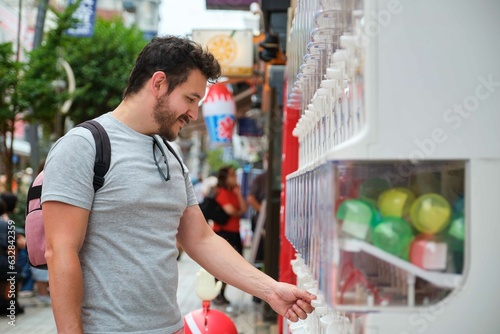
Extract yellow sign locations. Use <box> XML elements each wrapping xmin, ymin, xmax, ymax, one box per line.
<box><xmin>192</xmin><ymin>29</ymin><xmax>253</xmax><ymax>77</ymax></box>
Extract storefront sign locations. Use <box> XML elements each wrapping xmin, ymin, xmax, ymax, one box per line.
<box><xmin>192</xmin><ymin>29</ymin><xmax>253</xmax><ymax>77</ymax></box>
<box><xmin>66</xmin><ymin>0</ymin><xmax>97</xmax><ymax>37</ymax></box>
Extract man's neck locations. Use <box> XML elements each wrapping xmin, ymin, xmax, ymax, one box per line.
<box><xmin>111</xmin><ymin>98</ymin><xmax>155</xmax><ymax>135</ymax></box>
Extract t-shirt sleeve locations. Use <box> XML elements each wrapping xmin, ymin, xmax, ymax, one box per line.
<box><xmin>41</xmin><ymin>129</ymin><xmax>96</xmax><ymax>210</ymax></box>
<box><xmin>185</xmin><ymin>170</ymin><xmax>198</xmax><ymax>206</ymax></box>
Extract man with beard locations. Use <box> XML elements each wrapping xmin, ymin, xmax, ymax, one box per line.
<box><xmin>42</xmin><ymin>36</ymin><xmax>316</xmax><ymax>334</ymax></box>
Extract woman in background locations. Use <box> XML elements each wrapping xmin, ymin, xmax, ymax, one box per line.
<box><xmin>212</xmin><ymin>166</ymin><xmax>247</xmax><ymax>305</ymax></box>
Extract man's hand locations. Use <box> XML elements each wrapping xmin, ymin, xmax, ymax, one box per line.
<box><xmin>266</xmin><ymin>282</ymin><xmax>317</xmax><ymax>322</ymax></box>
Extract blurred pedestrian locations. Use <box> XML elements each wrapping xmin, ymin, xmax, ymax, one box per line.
<box><xmin>211</xmin><ymin>165</ymin><xmax>247</xmax><ymax>305</ymax></box>
<box><xmin>30</xmin><ymin>267</ymin><xmax>51</xmax><ymax>306</ymax></box>
<box><xmin>247</xmin><ymin>152</ymin><xmax>269</xmax><ymax>304</ymax></box>
<box><xmin>0</xmin><ymin>196</ymin><xmax>25</xmax><ymax>315</ymax></box>
<box><xmin>247</xmin><ymin>151</ymin><xmax>269</xmax><ymax>265</ymax></box>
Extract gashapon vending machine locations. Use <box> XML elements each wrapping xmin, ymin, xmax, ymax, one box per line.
<box><xmin>284</xmin><ymin>0</ymin><xmax>500</xmax><ymax>333</ymax></box>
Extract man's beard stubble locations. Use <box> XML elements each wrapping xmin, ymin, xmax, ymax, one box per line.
<box><xmin>153</xmin><ymin>94</ymin><xmax>188</xmax><ymax>141</ymax></box>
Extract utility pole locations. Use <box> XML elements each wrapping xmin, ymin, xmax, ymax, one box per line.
<box><xmin>33</xmin><ymin>0</ymin><xmax>49</xmax><ymax>49</ymax></box>
<box><xmin>26</xmin><ymin>0</ymin><xmax>49</xmax><ymax>170</ymax></box>
<box><xmin>16</xmin><ymin>0</ymin><xmax>22</xmax><ymax>62</ymax></box>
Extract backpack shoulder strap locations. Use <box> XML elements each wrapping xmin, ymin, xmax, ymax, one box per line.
<box><xmin>161</xmin><ymin>138</ymin><xmax>185</xmax><ymax>176</ymax></box>
<box><xmin>25</xmin><ymin>172</ymin><xmax>43</xmax><ymax>217</ymax></box>
<box><xmin>77</xmin><ymin>120</ymin><xmax>111</xmax><ymax>192</ymax></box>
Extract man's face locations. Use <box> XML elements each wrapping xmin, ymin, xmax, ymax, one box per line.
<box><xmin>153</xmin><ymin>69</ymin><xmax>207</xmax><ymax>141</ymax></box>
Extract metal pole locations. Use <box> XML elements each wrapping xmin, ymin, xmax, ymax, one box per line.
<box><xmin>33</xmin><ymin>0</ymin><xmax>49</xmax><ymax>49</ymax></box>
<box><xmin>16</xmin><ymin>0</ymin><xmax>22</xmax><ymax>62</ymax></box>
<box><xmin>263</xmin><ymin>86</ymin><xmax>282</xmax><ymax>322</ymax></box>
<box><xmin>27</xmin><ymin>0</ymin><xmax>49</xmax><ymax>170</ymax></box>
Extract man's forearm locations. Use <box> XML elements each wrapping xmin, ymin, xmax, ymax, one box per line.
<box><xmin>189</xmin><ymin>232</ymin><xmax>276</xmax><ymax>300</ymax></box>
<box><xmin>47</xmin><ymin>251</ymin><xmax>84</xmax><ymax>334</ymax></box>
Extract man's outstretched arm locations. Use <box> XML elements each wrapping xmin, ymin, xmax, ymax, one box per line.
<box><xmin>177</xmin><ymin>205</ymin><xmax>316</xmax><ymax>322</ymax></box>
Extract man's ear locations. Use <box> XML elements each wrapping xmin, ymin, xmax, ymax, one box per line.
<box><xmin>151</xmin><ymin>71</ymin><xmax>168</xmax><ymax>97</ymax></box>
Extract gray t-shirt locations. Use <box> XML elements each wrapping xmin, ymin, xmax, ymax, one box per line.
<box><xmin>42</xmin><ymin>113</ymin><xmax>197</xmax><ymax>334</ymax></box>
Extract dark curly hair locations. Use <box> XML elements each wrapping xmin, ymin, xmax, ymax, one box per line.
<box><xmin>217</xmin><ymin>166</ymin><xmax>235</xmax><ymax>189</ymax></box>
<box><xmin>123</xmin><ymin>35</ymin><xmax>221</xmax><ymax>98</ymax></box>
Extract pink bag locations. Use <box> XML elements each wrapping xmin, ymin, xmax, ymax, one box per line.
<box><xmin>25</xmin><ymin>171</ymin><xmax>47</xmax><ymax>269</ymax></box>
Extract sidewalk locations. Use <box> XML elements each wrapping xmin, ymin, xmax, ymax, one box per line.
<box><xmin>0</xmin><ymin>251</ymin><xmax>278</xmax><ymax>333</ymax></box>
